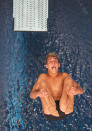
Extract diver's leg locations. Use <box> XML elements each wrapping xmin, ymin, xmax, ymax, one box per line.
<box><xmin>59</xmin><ymin>88</ymin><xmax>68</xmax><ymax>113</ymax></box>
<box><xmin>59</xmin><ymin>77</ymin><xmax>74</xmax><ymax>114</ymax></box>
<box><xmin>39</xmin><ymin>80</ymin><xmax>59</xmax><ymax>116</ymax></box>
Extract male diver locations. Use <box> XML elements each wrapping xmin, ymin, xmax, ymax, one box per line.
<box><xmin>30</xmin><ymin>53</ymin><xmax>84</xmax><ymax>121</ymax></box>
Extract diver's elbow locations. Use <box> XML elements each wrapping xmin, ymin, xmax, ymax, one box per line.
<box><xmin>30</xmin><ymin>92</ymin><xmax>34</xmax><ymax>99</ymax></box>
<box><xmin>80</xmin><ymin>88</ymin><xmax>84</xmax><ymax>94</ymax></box>
<box><xmin>30</xmin><ymin>92</ymin><xmax>36</xmax><ymax>99</ymax></box>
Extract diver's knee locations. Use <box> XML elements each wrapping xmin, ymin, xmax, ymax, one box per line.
<box><xmin>59</xmin><ymin>103</ymin><xmax>67</xmax><ymax>113</ymax></box>
<box><xmin>40</xmin><ymin>80</ymin><xmax>47</xmax><ymax>88</ymax></box>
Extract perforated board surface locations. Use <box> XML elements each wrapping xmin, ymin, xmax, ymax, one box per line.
<box><xmin>13</xmin><ymin>0</ymin><xmax>48</xmax><ymax>31</ymax></box>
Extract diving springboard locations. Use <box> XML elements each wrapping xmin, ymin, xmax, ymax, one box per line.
<box><xmin>13</xmin><ymin>0</ymin><xmax>48</xmax><ymax>31</ymax></box>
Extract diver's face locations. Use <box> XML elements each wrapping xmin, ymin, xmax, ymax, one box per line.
<box><xmin>46</xmin><ymin>57</ymin><xmax>60</xmax><ymax>73</ymax></box>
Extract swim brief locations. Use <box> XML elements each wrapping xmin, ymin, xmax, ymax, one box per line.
<box><xmin>44</xmin><ymin>101</ymin><xmax>69</xmax><ymax>121</ymax></box>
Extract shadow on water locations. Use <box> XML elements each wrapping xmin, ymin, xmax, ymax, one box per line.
<box><xmin>0</xmin><ymin>0</ymin><xmax>92</xmax><ymax>130</ymax></box>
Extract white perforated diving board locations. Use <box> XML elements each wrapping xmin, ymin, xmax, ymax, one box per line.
<box><xmin>13</xmin><ymin>0</ymin><xmax>48</xmax><ymax>31</ymax></box>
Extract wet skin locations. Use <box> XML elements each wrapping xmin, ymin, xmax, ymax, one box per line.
<box><xmin>30</xmin><ymin>57</ymin><xmax>84</xmax><ymax>116</ymax></box>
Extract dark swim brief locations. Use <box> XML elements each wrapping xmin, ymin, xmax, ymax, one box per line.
<box><xmin>44</xmin><ymin>101</ymin><xmax>70</xmax><ymax>121</ymax></box>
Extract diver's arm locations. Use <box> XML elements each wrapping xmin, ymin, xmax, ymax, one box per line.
<box><xmin>69</xmin><ymin>80</ymin><xmax>84</xmax><ymax>95</ymax></box>
<box><xmin>64</xmin><ymin>74</ymin><xmax>84</xmax><ymax>96</ymax></box>
<box><xmin>30</xmin><ymin>81</ymin><xmax>40</xmax><ymax>99</ymax></box>
<box><xmin>30</xmin><ymin>74</ymin><xmax>48</xmax><ymax>99</ymax></box>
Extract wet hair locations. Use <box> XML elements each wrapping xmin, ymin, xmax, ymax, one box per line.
<box><xmin>46</xmin><ymin>52</ymin><xmax>59</xmax><ymax>63</ymax></box>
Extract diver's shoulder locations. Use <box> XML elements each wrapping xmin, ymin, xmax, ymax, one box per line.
<box><xmin>60</xmin><ymin>72</ymin><xmax>70</xmax><ymax>78</ymax></box>
<box><xmin>39</xmin><ymin>73</ymin><xmax>47</xmax><ymax>78</ymax></box>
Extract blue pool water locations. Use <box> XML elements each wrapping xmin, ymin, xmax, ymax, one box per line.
<box><xmin>0</xmin><ymin>0</ymin><xmax>92</xmax><ymax>130</ymax></box>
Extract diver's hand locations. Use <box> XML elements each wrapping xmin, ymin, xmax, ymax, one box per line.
<box><xmin>38</xmin><ymin>88</ymin><xmax>49</xmax><ymax>98</ymax></box>
<box><xmin>68</xmin><ymin>87</ymin><xmax>78</xmax><ymax>96</ymax></box>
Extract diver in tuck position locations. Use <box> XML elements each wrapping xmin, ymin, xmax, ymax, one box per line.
<box><xmin>30</xmin><ymin>53</ymin><xmax>84</xmax><ymax>121</ymax></box>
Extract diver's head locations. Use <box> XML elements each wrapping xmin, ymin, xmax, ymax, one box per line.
<box><xmin>45</xmin><ymin>53</ymin><xmax>60</xmax><ymax>74</ymax></box>
<box><xmin>46</xmin><ymin>52</ymin><xmax>59</xmax><ymax>64</ymax></box>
